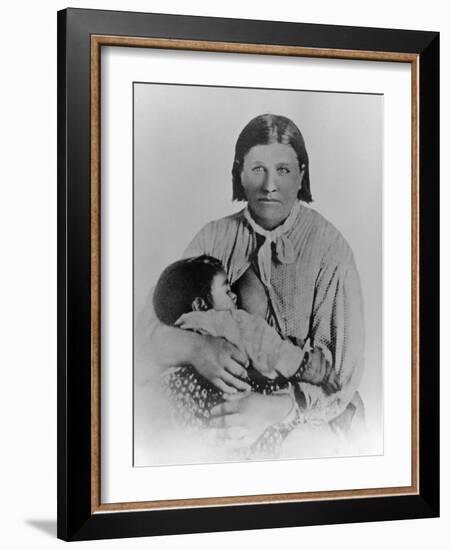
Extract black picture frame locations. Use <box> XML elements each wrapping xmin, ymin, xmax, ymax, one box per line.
<box><xmin>57</xmin><ymin>7</ymin><xmax>439</xmax><ymax>542</ymax></box>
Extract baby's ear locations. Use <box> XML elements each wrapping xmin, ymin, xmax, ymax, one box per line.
<box><xmin>192</xmin><ymin>297</ymin><xmax>208</xmax><ymax>312</ymax></box>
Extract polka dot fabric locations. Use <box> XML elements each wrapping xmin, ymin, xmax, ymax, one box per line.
<box><xmin>163</xmin><ymin>365</ymin><xmax>295</xmax><ymax>459</ymax></box>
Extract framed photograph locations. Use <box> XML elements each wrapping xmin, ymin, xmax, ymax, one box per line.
<box><xmin>57</xmin><ymin>8</ymin><xmax>439</xmax><ymax>541</ymax></box>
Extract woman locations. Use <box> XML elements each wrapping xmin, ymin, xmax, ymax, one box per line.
<box><xmin>141</xmin><ymin>113</ymin><xmax>365</xmax><ymax>455</ymax></box>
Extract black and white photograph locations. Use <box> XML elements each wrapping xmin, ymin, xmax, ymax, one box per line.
<box><xmin>0</xmin><ymin>0</ymin><xmax>445</xmax><ymax>545</ymax></box>
<box><xmin>133</xmin><ymin>83</ymin><xmax>383</xmax><ymax>466</ymax></box>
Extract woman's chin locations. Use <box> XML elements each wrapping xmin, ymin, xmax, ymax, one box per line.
<box><xmin>251</xmin><ymin>205</ymin><xmax>289</xmax><ymax>230</ymax></box>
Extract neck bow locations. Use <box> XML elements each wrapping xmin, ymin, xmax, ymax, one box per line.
<box><xmin>243</xmin><ymin>201</ymin><xmax>300</xmax><ymax>288</ymax></box>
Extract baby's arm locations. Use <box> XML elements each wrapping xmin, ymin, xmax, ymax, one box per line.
<box><xmin>233</xmin><ymin>310</ymin><xmax>304</xmax><ymax>379</ymax></box>
<box><xmin>174</xmin><ymin>311</ymin><xmax>251</xmax><ymax>393</ymax></box>
<box><xmin>234</xmin><ymin>311</ymin><xmax>339</xmax><ymax>392</ymax></box>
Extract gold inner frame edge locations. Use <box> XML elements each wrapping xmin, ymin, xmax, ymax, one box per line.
<box><xmin>90</xmin><ymin>35</ymin><xmax>420</xmax><ymax>514</ymax></box>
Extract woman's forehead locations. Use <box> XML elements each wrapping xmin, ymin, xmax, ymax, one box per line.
<box><xmin>243</xmin><ymin>143</ymin><xmax>298</xmax><ymax>164</ymax></box>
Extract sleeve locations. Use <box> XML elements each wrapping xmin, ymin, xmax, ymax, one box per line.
<box><xmin>178</xmin><ymin>310</ymin><xmax>307</xmax><ymax>380</ymax></box>
<box><xmin>295</xmin><ymin>237</ymin><xmax>365</xmax><ymax>425</ymax></box>
<box><xmin>182</xmin><ymin>221</ymin><xmax>218</xmax><ymax>259</ymax></box>
<box><xmin>233</xmin><ymin>310</ymin><xmax>305</xmax><ymax>378</ymax></box>
<box><xmin>175</xmin><ymin>311</ymin><xmax>239</xmax><ymax>339</ymax></box>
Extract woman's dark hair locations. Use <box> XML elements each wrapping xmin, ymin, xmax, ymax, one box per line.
<box><xmin>232</xmin><ymin>113</ymin><xmax>312</xmax><ymax>203</ymax></box>
<box><xmin>153</xmin><ymin>255</ymin><xmax>224</xmax><ymax>325</ymax></box>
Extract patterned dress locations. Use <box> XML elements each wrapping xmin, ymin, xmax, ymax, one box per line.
<box><xmin>138</xmin><ymin>202</ymin><xmax>365</xmax><ymax>458</ymax></box>
<box><xmin>181</xmin><ymin>202</ymin><xmax>365</xmax><ymax>427</ymax></box>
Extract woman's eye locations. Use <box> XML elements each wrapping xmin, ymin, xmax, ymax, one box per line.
<box><xmin>277</xmin><ymin>167</ymin><xmax>290</xmax><ymax>175</ymax></box>
<box><xmin>252</xmin><ymin>166</ymin><xmax>265</xmax><ymax>174</ymax></box>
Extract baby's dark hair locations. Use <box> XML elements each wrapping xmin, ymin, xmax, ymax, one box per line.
<box><xmin>153</xmin><ymin>255</ymin><xmax>225</xmax><ymax>325</ymax></box>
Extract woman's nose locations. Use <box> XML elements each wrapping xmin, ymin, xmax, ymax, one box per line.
<box><xmin>261</xmin><ymin>171</ymin><xmax>277</xmax><ymax>193</ymax></box>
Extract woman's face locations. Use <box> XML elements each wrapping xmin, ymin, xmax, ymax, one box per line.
<box><xmin>240</xmin><ymin>143</ymin><xmax>304</xmax><ymax>230</ymax></box>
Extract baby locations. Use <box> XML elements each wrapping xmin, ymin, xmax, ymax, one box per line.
<box><xmin>153</xmin><ymin>255</ymin><xmax>339</xmax><ymax>457</ymax></box>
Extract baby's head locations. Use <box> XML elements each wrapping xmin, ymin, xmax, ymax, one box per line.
<box><xmin>153</xmin><ymin>255</ymin><xmax>237</xmax><ymax>325</ymax></box>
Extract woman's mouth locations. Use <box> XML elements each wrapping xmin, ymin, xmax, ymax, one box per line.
<box><xmin>258</xmin><ymin>197</ymin><xmax>280</xmax><ymax>203</ymax></box>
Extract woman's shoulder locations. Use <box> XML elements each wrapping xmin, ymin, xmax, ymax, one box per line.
<box><xmin>297</xmin><ymin>204</ymin><xmax>353</xmax><ymax>259</ymax></box>
<box><xmin>184</xmin><ymin>209</ymin><xmax>248</xmax><ymax>258</ymax></box>
<box><xmin>202</xmin><ymin>209</ymin><xmax>245</xmax><ymax>229</ymax></box>
<box><xmin>193</xmin><ymin>209</ymin><xmax>247</xmax><ymax>240</ymax></box>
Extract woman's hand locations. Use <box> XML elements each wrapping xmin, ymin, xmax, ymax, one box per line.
<box><xmin>209</xmin><ymin>392</ymin><xmax>292</xmax><ymax>446</ymax></box>
<box><xmin>300</xmin><ymin>347</ymin><xmax>341</xmax><ymax>394</ymax></box>
<box><xmin>149</xmin><ymin>324</ymin><xmax>250</xmax><ymax>393</ymax></box>
<box><xmin>190</xmin><ymin>334</ymin><xmax>252</xmax><ymax>393</ymax></box>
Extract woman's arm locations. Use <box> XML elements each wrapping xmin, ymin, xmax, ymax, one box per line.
<box><xmin>229</xmin><ymin>311</ymin><xmax>339</xmax><ymax>395</ymax></box>
<box><xmin>136</xmin><ymin>218</ymin><xmax>253</xmax><ymax>392</ymax></box>
<box><xmin>136</xmin><ymin>290</ymin><xmax>251</xmax><ymax>393</ymax></box>
<box><xmin>295</xmin><ymin>236</ymin><xmax>365</xmax><ymax>424</ymax></box>
<box><xmin>176</xmin><ymin>309</ymin><xmax>305</xmax><ymax>380</ymax></box>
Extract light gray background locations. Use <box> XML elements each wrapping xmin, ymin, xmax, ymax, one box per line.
<box><xmin>134</xmin><ymin>82</ymin><xmax>383</xmax><ymax>437</ymax></box>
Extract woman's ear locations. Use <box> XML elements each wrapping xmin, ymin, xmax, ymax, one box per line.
<box><xmin>192</xmin><ymin>297</ymin><xmax>208</xmax><ymax>312</ymax></box>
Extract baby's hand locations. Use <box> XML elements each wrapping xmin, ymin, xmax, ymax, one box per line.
<box><xmin>191</xmin><ymin>335</ymin><xmax>251</xmax><ymax>394</ymax></box>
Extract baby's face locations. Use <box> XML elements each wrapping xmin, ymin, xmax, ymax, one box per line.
<box><xmin>209</xmin><ymin>271</ymin><xmax>237</xmax><ymax>311</ymax></box>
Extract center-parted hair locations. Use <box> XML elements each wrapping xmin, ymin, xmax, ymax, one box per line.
<box><xmin>153</xmin><ymin>255</ymin><xmax>225</xmax><ymax>326</ymax></box>
<box><xmin>232</xmin><ymin>113</ymin><xmax>312</xmax><ymax>203</ymax></box>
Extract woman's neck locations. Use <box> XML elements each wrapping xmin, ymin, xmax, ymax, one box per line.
<box><xmin>247</xmin><ymin>202</ymin><xmax>300</xmax><ymax>232</ymax></box>
<box><xmin>252</xmin><ymin>217</ymin><xmax>283</xmax><ymax>231</ymax></box>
